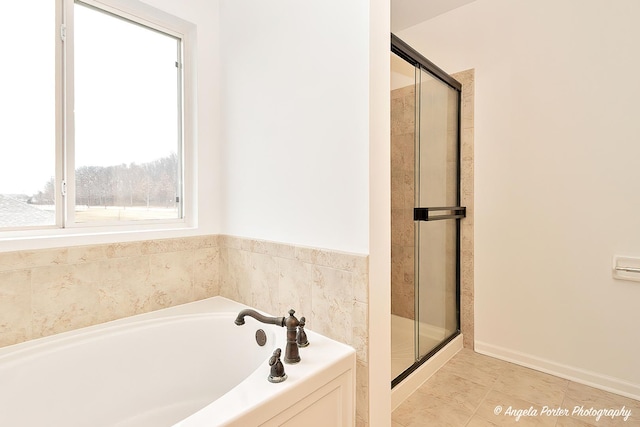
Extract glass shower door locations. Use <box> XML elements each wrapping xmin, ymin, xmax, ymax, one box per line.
<box><xmin>414</xmin><ymin>67</ymin><xmax>462</xmax><ymax>360</ymax></box>
<box><xmin>391</xmin><ymin>33</ymin><xmax>464</xmax><ymax>386</ymax></box>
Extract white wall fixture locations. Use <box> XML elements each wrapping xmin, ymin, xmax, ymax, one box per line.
<box><xmin>612</xmin><ymin>255</ymin><xmax>640</xmax><ymax>282</ymax></box>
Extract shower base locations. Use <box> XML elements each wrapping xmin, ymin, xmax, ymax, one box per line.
<box><xmin>391</xmin><ymin>332</ymin><xmax>462</xmax><ymax>410</ymax></box>
<box><xmin>391</xmin><ymin>314</ymin><xmax>446</xmax><ymax>380</ymax></box>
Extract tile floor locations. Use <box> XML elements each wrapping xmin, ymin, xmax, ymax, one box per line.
<box><xmin>392</xmin><ymin>349</ymin><xmax>640</xmax><ymax>426</ymax></box>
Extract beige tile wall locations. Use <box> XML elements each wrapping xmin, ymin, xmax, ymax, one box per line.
<box><xmin>454</xmin><ymin>69</ymin><xmax>475</xmax><ymax>350</ymax></box>
<box><xmin>0</xmin><ymin>235</ymin><xmax>220</xmax><ymax>348</ymax></box>
<box><xmin>391</xmin><ymin>84</ymin><xmax>416</xmax><ymax>320</ymax></box>
<box><xmin>217</xmin><ymin>235</ymin><xmax>370</xmax><ymax>426</ymax></box>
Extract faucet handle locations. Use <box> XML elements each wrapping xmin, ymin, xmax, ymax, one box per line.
<box><xmin>268</xmin><ymin>348</ymin><xmax>287</xmax><ymax>383</ymax></box>
<box><xmin>297</xmin><ymin>316</ymin><xmax>309</xmax><ymax>347</ymax></box>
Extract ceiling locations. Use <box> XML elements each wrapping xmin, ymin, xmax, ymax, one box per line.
<box><xmin>391</xmin><ymin>0</ymin><xmax>476</xmax><ymax>32</ymax></box>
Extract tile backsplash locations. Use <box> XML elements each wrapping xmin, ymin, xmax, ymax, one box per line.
<box><xmin>0</xmin><ymin>235</ymin><xmax>220</xmax><ymax>347</ymax></box>
<box><xmin>218</xmin><ymin>235</ymin><xmax>370</xmax><ymax>425</ymax></box>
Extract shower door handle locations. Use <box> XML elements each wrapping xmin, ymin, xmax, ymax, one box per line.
<box><xmin>414</xmin><ymin>207</ymin><xmax>466</xmax><ymax>222</ymax></box>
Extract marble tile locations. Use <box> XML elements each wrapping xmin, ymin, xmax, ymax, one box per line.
<box><xmin>461</xmin><ymin>128</ymin><xmax>475</xmax><ymax>161</ymax></box>
<box><xmin>0</xmin><ymin>269</ymin><xmax>32</xmax><ymax>346</ymax></box>
<box><xmin>262</xmin><ymin>239</ymin><xmax>296</xmax><ymax>260</ymax></box>
<box><xmin>562</xmin><ymin>381</ymin><xmax>640</xmax><ymax>426</ymax></box>
<box><xmin>246</xmin><ymin>251</ymin><xmax>279</xmax><ymax>313</ymax></box>
<box><xmin>192</xmin><ymin>247</ymin><xmax>220</xmax><ymax>300</ymax></box>
<box><xmin>276</xmin><ymin>257</ymin><xmax>312</xmax><ymax>324</ymax></box>
<box><xmin>564</xmin><ymin>381</ymin><xmax>640</xmax><ymax>412</ymax></box>
<box><xmin>352</xmin><ymin>258</ymin><xmax>369</xmax><ymax>304</ymax></box>
<box><xmin>391</xmin><ymin>176</ymin><xmax>404</xmax><ymax>210</ymax></box>
<box><xmin>394</xmin><ymin>347</ymin><xmax>640</xmax><ymax>427</ymax></box>
<box><xmin>0</xmin><ymin>248</ymin><xmax>68</xmax><ymax>272</ymax></box>
<box><xmin>67</xmin><ymin>244</ymin><xmax>108</xmax><ymax>264</ymax></box>
<box><xmin>327</xmin><ymin>251</ymin><xmax>365</xmax><ymax>274</ymax></box>
<box><xmin>391</xmin><ymin>69</ymin><xmax>421</xmax><ymax>329</ymax></box>
<box><xmin>70</xmin><ymin>261</ymin><xmax>113</xmax><ymax>325</ymax></box>
<box><xmin>217</xmin><ymin>247</ymin><xmax>238</xmax><ymax>302</ymax></box>
<box><xmin>105</xmin><ymin>241</ymin><xmax>145</xmax><ymax>259</ymax></box>
<box><xmin>147</xmin><ymin>251</ymin><xmax>195</xmax><ymax>309</ymax></box>
<box><xmin>294</xmin><ymin>246</ymin><xmax>335</xmax><ymax>268</ymax></box>
<box><xmin>466</xmin><ymin>418</ymin><xmax>500</xmax><ymax>427</ymax></box>
<box><xmin>492</xmin><ymin>363</ymin><xmax>569</xmax><ymax>407</ymax></box>
<box><xmin>555</xmin><ymin>417</ymin><xmax>600</xmax><ymax>427</ymax></box>
<box><xmin>352</xmin><ymin>301</ymin><xmax>368</xmax><ymax>363</ymax></box>
<box><xmin>142</xmin><ymin>238</ymin><xmax>184</xmax><ymax>255</ymax></box>
<box><xmin>416</xmin><ymin>364</ymin><xmax>491</xmax><ymax>413</ymax></box>
<box><xmin>474</xmin><ymin>390</ymin><xmax>558</xmax><ymax>426</ymax></box>
<box><xmin>310</xmin><ymin>265</ymin><xmax>353</xmax><ymax>344</ymax></box>
<box><xmin>31</xmin><ymin>264</ymin><xmax>101</xmax><ymax>337</ymax></box>
<box><xmin>217</xmin><ymin>234</ymin><xmax>239</xmax><ymax>250</ymax></box>
<box><xmin>98</xmin><ymin>256</ymin><xmax>150</xmax><ymax>319</ymax></box>
<box><xmin>0</xmin><ymin>235</ymin><xmax>221</xmax><ymax>349</ymax></box>
<box><xmin>392</xmin><ymin>389</ymin><xmax>473</xmax><ymax>427</ymax></box>
<box><xmin>436</xmin><ymin>349</ymin><xmax>503</xmax><ymax>387</ymax></box>
<box><xmin>356</xmin><ymin>360</ymin><xmax>369</xmax><ymax>424</ymax></box>
<box><xmin>461</xmin><ymin>220</ymin><xmax>474</xmax><ymax>252</ymax></box>
<box><xmin>220</xmin><ymin>247</ymin><xmax>253</xmax><ymax>305</ymax></box>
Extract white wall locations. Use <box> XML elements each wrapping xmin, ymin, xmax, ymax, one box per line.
<box><xmin>219</xmin><ymin>4</ymin><xmax>392</xmax><ymax>425</ymax></box>
<box><xmin>369</xmin><ymin>0</ymin><xmax>392</xmax><ymax>424</ymax></box>
<box><xmin>218</xmin><ymin>0</ymin><xmax>371</xmax><ymax>254</ymax></box>
<box><xmin>399</xmin><ymin>0</ymin><xmax>640</xmax><ymax>398</ymax></box>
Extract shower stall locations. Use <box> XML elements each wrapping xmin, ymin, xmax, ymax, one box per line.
<box><xmin>390</xmin><ymin>35</ymin><xmax>465</xmax><ymax>386</ymax></box>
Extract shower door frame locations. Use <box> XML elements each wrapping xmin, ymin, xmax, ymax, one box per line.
<box><xmin>391</xmin><ymin>33</ymin><xmax>465</xmax><ymax>388</ymax></box>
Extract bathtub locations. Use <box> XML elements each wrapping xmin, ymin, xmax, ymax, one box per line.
<box><xmin>0</xmin><ymin>297</ymin><xmax>355</xmax><ymax>426</ymax></box>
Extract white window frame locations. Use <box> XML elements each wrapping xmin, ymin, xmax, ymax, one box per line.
<box><xmin>1</xmin><ymin>0</ymin><xmax>196</xmax><ymax>244</ymax></box>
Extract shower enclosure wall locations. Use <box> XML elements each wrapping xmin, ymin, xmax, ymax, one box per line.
<box><xmin>391</xmin><ymin>35</ymin><xmax>464</xmax><ymax>386</ymax></box>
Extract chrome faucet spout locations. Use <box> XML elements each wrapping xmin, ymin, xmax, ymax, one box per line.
<box><xmin>234</xmin><ymin>309</ymin><xmax>285</xmax><ymax>327</ymax></box>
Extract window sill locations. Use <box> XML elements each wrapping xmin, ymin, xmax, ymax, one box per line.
<box><xmin>0</xmin><ymin>222</ymin><xmax>202</xmax><ymax>253</ymax></box>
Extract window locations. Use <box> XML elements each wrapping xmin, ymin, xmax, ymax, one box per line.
<box><xmin>1</xmin><ymin>0</ymin><xmax>193</xmax><ymax>232</ymax></box>
<box><xmin>1</xmin><ymin>3</ymin><xmax>56</xmax><ymax>229</ymax></box>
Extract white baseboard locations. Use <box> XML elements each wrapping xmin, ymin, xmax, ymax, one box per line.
<box><xmin>391</xmin><ymin>334</ymin><xmax>463</xmax><ymax>411</ymax></box>
<box><xmin>475</xmin><ymin>341</ymin><xmax>640</xmax><ymax>401</ymax></box>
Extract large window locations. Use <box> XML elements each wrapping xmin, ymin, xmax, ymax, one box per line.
<box><xmin>1</xmin><ymin>0</ymin><xmax>191</xmax><ymax>232</ymax></box>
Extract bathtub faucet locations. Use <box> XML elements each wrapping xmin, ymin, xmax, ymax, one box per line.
<box><xmin>234</xmin><ymin>308</ymin><xmax>301</xmax><ymax>364</ymax></box>
<box><xmin>234</xmin><ymin>309</ymin><xmax>285</xmax><ymax>327</ymax></box>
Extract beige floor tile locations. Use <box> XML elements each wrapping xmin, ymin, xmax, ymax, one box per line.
<box><xmin>562</xmin><ymin>382</ymin><xmax>640</xmax><ymax>426</ymax></box>
<box><xmin>393</xmin><ymin>350</ymin><xmax>640</xmax><ymax>427</ymax></box>
<box><xmin>492</xmin><ymin>363</ymin><xmax>568</xmax><ymax>407</ymax></box>
<box><xmin>474</xmin><ymin>390</ymin><xmax>558</xmax><ymax>426</ymax></box>
<box><xmin>466</xmin><ymin>416</ymin><xmax>500</xmax><ymax>426</ymax></box>
<box><xmin>416</xmin><ymin>367</ymin><xmax>491</xmax><ymax>413</ymax></box>
<box><xmin>437</xmin><ymin>349</ymin><xmax>504</xmax><ymax>387</ymax></box>
<box><xmin>565</xmin><ymin>381</ymin><xmax>640</xmax><ymax>410</ymax></box>
<box><xmin>392</xmin><ymin>391</ymin><xmax>473</xmax><ymax>427</ymax></box>
<box><xmin>555</xmin><ymin>416</ymin><xmax>600</xmax><ymax>426</ymax></box>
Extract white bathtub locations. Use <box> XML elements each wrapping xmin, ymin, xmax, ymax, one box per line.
<box><xmin>0</xmin><ymin>297</ymin><xmax>355</xmax><ymax>426</ymax></box>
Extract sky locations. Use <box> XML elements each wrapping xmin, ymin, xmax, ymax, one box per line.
<box><xmin>1</xmin><ymin>2</ymin><xmax>179</xmax><ymax>196</ymax></box>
